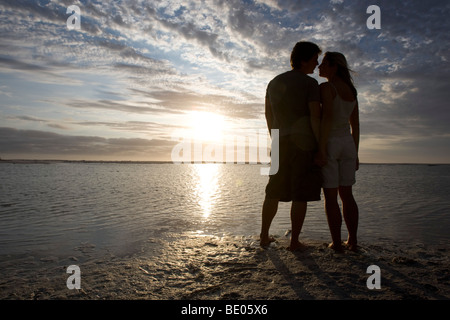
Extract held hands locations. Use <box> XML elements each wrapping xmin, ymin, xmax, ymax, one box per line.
<box><xmin>314</xmin><ymin>150</ymin><xmax>327</xmax><ymax>167</ymax></box>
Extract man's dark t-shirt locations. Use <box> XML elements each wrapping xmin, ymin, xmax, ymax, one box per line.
<box><xmin>266</xmin><ymin>70</ymin><xmax>320</xmax><ymax>151</ymax></box>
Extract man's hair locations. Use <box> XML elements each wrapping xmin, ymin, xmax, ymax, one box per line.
<box><xmin>290</xmin><ymin>41</ymin><xmax>322</xmax><ymax>69</ymax></box>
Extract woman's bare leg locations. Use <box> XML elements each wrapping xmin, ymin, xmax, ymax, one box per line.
<box><xmin>339</xmin><ymin>186</ymin><xmax>359</xmax><ymax>251</ymax></box>
<box><xmin>324</xmin><ymin>188</ymin><xmax>343</xmax><ymax>252</ymax></box>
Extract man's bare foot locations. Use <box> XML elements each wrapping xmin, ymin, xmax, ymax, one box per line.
<box><xmin>328</xmin><ymin>242</ymin><xmax>344</xmax><ymax>253</ymax></box>
<box><xmin>260</xmin><ymin>235</ymin><xmax>276</xmax><ymax>247</ymax></box>
<box><xmin>344</xmin><ymin>241</ymin><xmax>358</xmax><ymax>252</ymax></box>
<box><xmin>287</xmin><ymin>240</ymin><xmax>307</xmax><ymax>252</ymax></box>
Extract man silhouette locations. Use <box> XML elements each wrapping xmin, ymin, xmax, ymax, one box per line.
<box><xmin>260</xmin><ymin>41</ymin><xmax>323</xmax><ymax>251</ymax></box>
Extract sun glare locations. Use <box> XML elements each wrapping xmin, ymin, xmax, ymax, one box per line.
<box><xmin>189</xmin><ymin>111</ymin><xmax>225</xmax><ymax>143</ymax></box>
<box><xmin>193</xmin><ymin>163</ymin><xmax>221</xmax><ymax>219</ymax></box>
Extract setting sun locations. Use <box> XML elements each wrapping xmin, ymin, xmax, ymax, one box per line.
<box><xmin>189</xmin><ymin>111</ymin><xmax>226</xmax><ymax>143</ymax></box>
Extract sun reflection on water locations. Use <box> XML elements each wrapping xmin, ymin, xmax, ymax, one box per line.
<box><xmin>193</xmin><ymin>163</ymin><xmax>221</xmax><ymax>219</ymax></box>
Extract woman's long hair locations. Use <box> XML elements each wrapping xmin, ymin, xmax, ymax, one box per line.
<box><xmin>324</xmin><ymin>52</ymin><xmax>357</xmax><ymax>98</ymax></box>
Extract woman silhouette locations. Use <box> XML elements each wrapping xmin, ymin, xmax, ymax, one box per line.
<box><xmin>318</xmin><ymin>52</ymin><xmax>360</xmax><ymax>252</ymax></box>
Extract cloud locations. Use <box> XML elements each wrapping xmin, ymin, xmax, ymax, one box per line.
<box><xmin>0</xmin><ymin>127</ymin><xmax>174</xmax><ymax>161</ymax></box>
<box><xmin>0</xmin><ymin>0</ymin><xmax>449</xmax><ymax>162</ymax></box>
<box><xmin>131</xmin><ymin>88</ymin><xmax>263</xmax><ymax>119</ymax></box>
<box><xmin>74</xmin><ymin>120</ymin><xmax>179</xmax><ymax>133</ymax></box>
<box><xmin>64</xmin><ymin>98</ymin><xmax>184</xmax><ymax>115</ymax></box>
<box><xmin>6</xmin><ymin>115</ymin><xmax>71</xmax><ymax>131</ymax></box>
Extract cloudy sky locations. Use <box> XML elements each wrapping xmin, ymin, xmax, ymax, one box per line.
<box><xmin>0</xmin><ymin>0</ymin><xmax>449</xmax><ymax>163</ymax></box>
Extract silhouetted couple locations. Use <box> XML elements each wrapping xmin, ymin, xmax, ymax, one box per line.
<box><xmin>260</xmin><ymin>41</ymin><xmax>360</xmax><ymax>252</ymax></box>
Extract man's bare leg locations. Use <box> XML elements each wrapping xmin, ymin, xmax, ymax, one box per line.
<box><xmin>260</xmin><ymin>198</ymin><xmax>279</xmax><ymax>246</ymax></box>
<box><xmin>288</xmin><ymin>201</ymin><xmax>307</xmax><ymax>251</ymax></box>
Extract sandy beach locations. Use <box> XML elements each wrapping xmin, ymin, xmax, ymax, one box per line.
<box><xmin>1</xmin><ymin>232</ymin><xmax>448</xmax><ymax>301</ymax></box>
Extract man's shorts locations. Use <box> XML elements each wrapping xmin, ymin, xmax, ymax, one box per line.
<box><xmin>321</xmin><ymin>135</ymin><xmax>357</xmax><ymax>189</ymax></box>
<box><xmin>265</xmin><ymin>135</ymin><xmax>322</xmax><ymax>202</ymax></box>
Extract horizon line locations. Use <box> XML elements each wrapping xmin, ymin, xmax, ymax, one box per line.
<box><xmin>1</xmin><ymin>159</ymin><xmax>449</xmax><ymax>166</ymax></box>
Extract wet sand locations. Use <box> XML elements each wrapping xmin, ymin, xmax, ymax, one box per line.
<box><xmin>0</xmin><ymin>233</ymin><xmax>448</xmax><ymax>301</ymax></box>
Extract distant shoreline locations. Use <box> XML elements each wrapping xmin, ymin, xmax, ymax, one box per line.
<box><xmin>0</xmin><ymin>159</ymin><xmax>171</xmax><ymax>165</ymax></box>
<box><xmin>0</xmin><ymin>159</ymin><xmax>448</xmax><ymax>165</ymax></box>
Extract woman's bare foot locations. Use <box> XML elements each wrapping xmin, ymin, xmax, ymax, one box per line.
<box><xmin>260</xmin><ymin>235</ymin><xmax>276</xmax><ymax>247</ymax></box>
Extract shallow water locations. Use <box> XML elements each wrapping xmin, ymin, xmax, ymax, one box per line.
<box><xmin>0</xmin><ymin>162</ymin><xmax>449</xmax><ymax>259</ymax></box>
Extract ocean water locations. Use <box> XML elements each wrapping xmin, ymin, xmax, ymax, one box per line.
<box><xmin>0</xmin><ymin>162</ymin><xmax>449</xmax><ymax>259</ymax></box>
